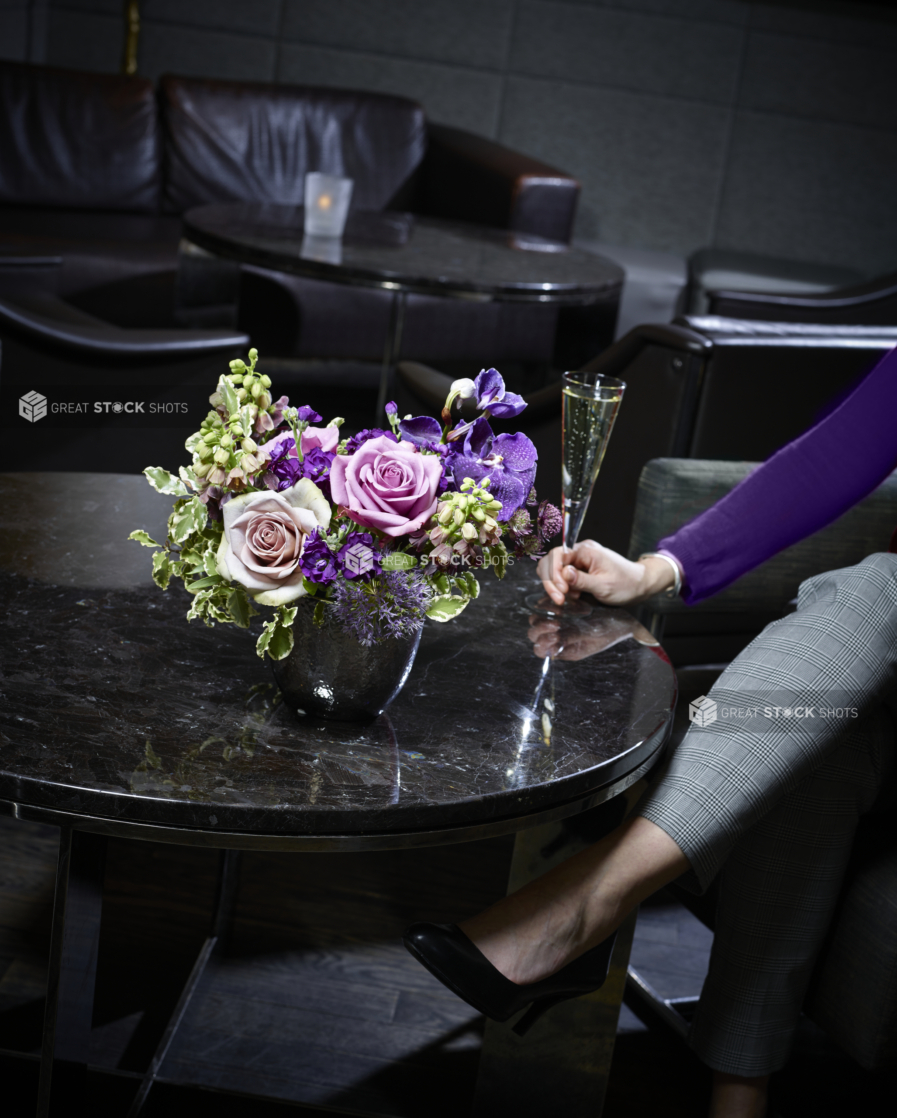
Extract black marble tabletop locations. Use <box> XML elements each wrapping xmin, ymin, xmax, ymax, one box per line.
<box><xmin>0</xmin><ymin>473</ymin><xmax>674</xmax><ymax>845</ymax></box>
<box><xmin>183</xmin><ymin>204</ymin><xmax>624</xmax><ymax>305</ymax></box>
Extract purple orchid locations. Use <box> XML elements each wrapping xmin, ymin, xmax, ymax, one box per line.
<box><xmin>447</xmin><ymin>418</ymin><xmax>537</xmax><ymax>521</ymax></box>
<box><xmin>474</xmin><ymin>368</ymin><xmax>527</xmax><ymax>419</ymax></box>
<box><xmin>397</xmin><ymin>415</ymin><xmax>442</xmax><ymax>446</ymax></box>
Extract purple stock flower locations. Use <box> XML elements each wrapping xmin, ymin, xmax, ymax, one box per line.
<box><xmin>385</xmin><ymin>401</ymin><xmax>398</xmax><ymax>418</ymax></box>
<box><xmin>338</xmin><ymin>532</ymin><xmax>382</xmax><ymax>581</ymax></box>
<box><xmin>295</xmin><ymin>405</ymin><xmax>322</xmax><ymax>424</ymax></box>
<box><xmin>342</xmin><ymin>427</ymin><xmax>397</xmax><ymax>455</ymax></box>
<box><xmin>474</xmin><ymin>368</ymin><xmax>526</xmax><ymax>419</ymax></box>
<box><xmin>448</xmin><ymin>418</ymin><xmax>537</xmax><ymax>521</ymax></box>
<box><xmin>265</xmin><ymin>436</ymin><xmax>334</xmax><ymax>498</ymax></box>
<box><xmin>298</xmin><ymin>529</ymin><xmax>339</xmax><ymax>585</ymax></box>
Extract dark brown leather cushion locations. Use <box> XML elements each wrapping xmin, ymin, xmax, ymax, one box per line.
<box><xmin>0</xmin><ymin>61</ymin><xmax>161</xmax><ymax>213</ymax></box>
<box><xmin>160</xmin><ymin>75</ymin><xmax>427</xmax><ymax>215</ymax></box>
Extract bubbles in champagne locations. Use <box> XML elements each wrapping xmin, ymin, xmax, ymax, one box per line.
<box><xmin>561</xmin><ymin>385</ymin><xmax>622</xmax><ymax>546</ymax></box>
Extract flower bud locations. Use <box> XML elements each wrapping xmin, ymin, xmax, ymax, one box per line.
<box><xmin>438</xmin><ymin>505</ymin><xmax>453</xmax><ymax>525</ymax></box>
<box><xmin>214</xmin><ymin>447</ymin><xmax>230</xmax><ymax>465</ymax></box>
<box><xmin>260</xmin><ymin>375</ymin><xmax>272</xmax><ymax>388</ymax></box>
<box><xmin>203</xmin><ymin>431</ymin><xmax>218</xmax><ymax>445</ymax></box>
<box><xmin>257</xmin><ymin>391</ymin><xmax>271</xmax><ymax>410</ymax></box>
<box><xmin>198</xmin><ymin>443</ymin><xmax>214</xmax><ymax>462</ymax></box>
<box><xmin>450</xmin><ymin>378</ymin><xmax>476</xmax><ymax>399</ymax></box>
<box><xmin>461</xmin><ymin>523</ymin><xmax>477</xmax><ymax>540</ymax></box>
<box><xmin>472</xmin><ymin>507</ymin><xmax>485</xmax><ymax>522</ymax></box>
<box><xmin>241</xmin><ymin>437</ymin><xmax>258</xmax><ymax>453</ymax></box>
<box><xmin>453</xmin><ymin>508</ymin><xmax>465</xmax><ymax>527</ymax></box>
<box><xmin>251</xmin><ymin>381</ymin><xmax>262</xmax><ymax>399</ymax></box>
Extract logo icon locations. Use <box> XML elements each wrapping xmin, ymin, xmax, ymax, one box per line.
<box><xmin>342</xmin><ymin>542</ymin><xmax>374</xmax><ymax>576</ymax></box>
<box><xmin>19</xmin><ymin>390</ymin><xmax>47</xmax><ymax>423</ymax></box>
<box><xmin>688</xmin><ymin>695</ymin><xmax>718</xmax><ymax>727</ymax></box>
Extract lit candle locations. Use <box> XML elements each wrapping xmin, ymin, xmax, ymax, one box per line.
<box><xmin>304</xmin><ymin>174</ymin><xmax>353</xmax><ymax>238</ymax></box>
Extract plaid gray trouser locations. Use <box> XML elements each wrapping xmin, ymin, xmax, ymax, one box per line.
<box><xmin>639</xmin><ymin>552</ymin><xmax>897</xmax><ymax>1076</ymax></box>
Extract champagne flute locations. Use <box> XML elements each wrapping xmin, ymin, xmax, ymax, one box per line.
<box><xmin>526</xmin><ymin>370</ymin><xmax>626</xmax><ymax>618</ymax></box>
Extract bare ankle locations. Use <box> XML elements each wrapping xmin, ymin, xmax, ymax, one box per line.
<box><xmin>709</xmin><ymin>1071</ymin><xmax>769</xmax><ymax>1118</ymax></box>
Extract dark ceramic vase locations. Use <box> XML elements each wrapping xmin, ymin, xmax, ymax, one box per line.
<box><xmin>270</xmin><ymin>597</ymin><xmax>423</xmax><ymax>721</ymax></box>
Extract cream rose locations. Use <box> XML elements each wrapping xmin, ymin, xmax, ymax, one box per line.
<box><xmin>217</xmin><ymin>478</ymin><xmax>330</xmax><ymax>606</ymax></box>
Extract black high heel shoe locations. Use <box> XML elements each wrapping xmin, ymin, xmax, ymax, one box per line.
<box><xmin>403</xmin><ymin>922</ymin><xmax>617</xmax><ymax>1037</ymax></box>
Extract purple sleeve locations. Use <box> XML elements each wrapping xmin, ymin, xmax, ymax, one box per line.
<box><xmin>659</xmin><ymin>346</ymin><xmax>897</xmax><ymax>604</ymax></box>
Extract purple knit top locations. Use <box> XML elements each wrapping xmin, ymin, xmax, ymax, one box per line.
<box><xmin>659</xmin><ymin>346</ymin><xmax>897</xmax><ymax>605</ymax></box>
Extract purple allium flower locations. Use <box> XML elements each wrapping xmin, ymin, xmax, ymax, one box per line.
<box><xmin>474</xmin><ymin>368</ymin><xmax>526</xmax><ymax>419</ymax></box>
<box><xmin>397</xmin><ymin>415</ymin><xmax>442</xmax><ymax>447</ymax></box>
<box><xmin>295</xmin><ymin>405</ymin><xmax>322</xmax><ymax>424</ymax></box>
<box><xmin>447</xmin><ymin>418</ymin><xmax>537</xmax><ymax>521</ymax></box>
<box><xmin>331</xmin><ymin>570</ymin><xmax>432</xmax><ymax>646</ymax></box>
<box><xmin>342</xmin><ymin>427</ymin><xmax>397</xmax><ymax>455</ymax></box>
<box><xmin>338</xmin><ymin>531</ymin><xmax>382</xmax><ymax>581</ymax></box>
<box><xmin>298</xmin><ymin>529</ymin><xmax>340</xmax><ymax>585</ymax></box>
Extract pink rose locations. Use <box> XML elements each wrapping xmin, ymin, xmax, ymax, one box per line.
<box><xmin>329</xmin><ymin>435</ymin><xmax>442</xmax><ymax>537</ymax></box>
<box><xmin>301</xmin><ymin>426</ymin><xmax>339</xmax><ymax>455</ymax></box>
<box><xmin>217</xmin><ymin>479</ymin><xmax>330</xmax><ymax>606</ymax></box>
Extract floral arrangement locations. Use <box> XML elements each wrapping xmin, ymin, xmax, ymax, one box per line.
<box><xmin>131</xmin><ymin>350</ymin><xmax>561</xmax><ymax>659</ymax></box>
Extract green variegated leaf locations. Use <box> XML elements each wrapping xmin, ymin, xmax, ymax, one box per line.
<box><xmin>144</xmin><ymin>467</ymin><xmax>189</xmax><ymax>496</ymax></box>
<box><xmin>219</xmin><ymin>377</ymin><xmax>239</xmax><ymax>415</ymax></box>
<box><xmin>227</xmin><ymin>588</ymin><xmax>253</xmax><ymax>628</ymax></box>
<box><xmin>382</xmin><ymin>552</ymin><xmax>418</xmax><ymax>571</ymax></box>
<box><xmin>151</xmin><ymin>551</ymin><xmax>171</xmax><ymax>590</ymax></box>
<box><xmin>256</xmin><ymin>604</ymin><xmax>297</xmax><ymax>659</ymax></box>
<box><xmin>186</xmin><ymin>575</ymin><xmax>222</xmax><ymax>593</ymax></box>
<box><xmin>129</xmin><ymin>530</ymin><xmax>161</xmax><ymax>548</ymax></box>
<box><xmin>426</xmin><ymin>595</ymin><xmax>470</xmax><ymax>622</ymax></box>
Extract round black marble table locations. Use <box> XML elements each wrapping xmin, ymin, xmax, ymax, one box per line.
<box><xmin>182</xmin><ymin>203</ymin><xmax>625</xmax><ymax>415</ymax></box>
<box><xmin>0</xmin><ymin>472</ymin><xmax>675</xmax><ymax>1117</ymax></box>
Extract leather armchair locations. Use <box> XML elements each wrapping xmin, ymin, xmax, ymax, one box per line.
<box><xmin>708</xmin><ymin>269</ymin><xmax>897</xmax><ymax>326</ymax></box>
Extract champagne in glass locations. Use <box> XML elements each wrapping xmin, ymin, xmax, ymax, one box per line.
<box><xmin>526</xmin><ymin>370</ymin><xmax>625</xmax><ymax>618</ymax></box>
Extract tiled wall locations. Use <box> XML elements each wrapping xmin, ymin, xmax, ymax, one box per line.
<box><xmin>26</xmin><ymin>0</ymin><xmax>897</xmax><ymax>273</ymax></box>
<box><xmin>0</xmin><ymin>0</ymin><xmax>44</xmax><ymax>61</ymax></box>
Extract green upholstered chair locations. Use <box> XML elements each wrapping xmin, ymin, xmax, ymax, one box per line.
<box><xmin>623</xmin><ymin>458</ymin><xmax>897</xmax><ymax>1070</ymax></box>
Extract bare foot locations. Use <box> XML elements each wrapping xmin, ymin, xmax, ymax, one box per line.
<box><xmin>709</xmin><ymin>1072</ymin><xmax>769</xmax><ymax>1118</ymax></box>
<box><xmin>458</xmin><ymin>815</ymin><xmax>689</xmax><ymax>985</ymax></box>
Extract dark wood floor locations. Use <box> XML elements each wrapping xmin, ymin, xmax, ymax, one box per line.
<box><xmin>0</xmin><ymin>813</ymin><xmax>884</xmax><ymax>1117</ymax></box>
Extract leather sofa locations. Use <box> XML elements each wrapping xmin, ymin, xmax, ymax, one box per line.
<box><xmin>0</xmin><ymin>60</ymin><xmax>580</xmax><ymax>369</ymax></box>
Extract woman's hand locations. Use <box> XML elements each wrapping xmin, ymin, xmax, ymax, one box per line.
<box><xmin>535</xmin><ymin>540</ymin><xmax>676</xmax><ymax>607</ymax></box>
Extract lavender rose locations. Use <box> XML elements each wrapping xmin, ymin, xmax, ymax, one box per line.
<box><xmin>329</xmin><ymin>434</ymin><xmax>443</xmax><ymax>537</ymax></box>
<box><xmin>217</xmin><ymin>478</ymin><xmax>331</xmax><ymax>606</ymax></box>
<box><xmin>301</xmin><ymin>426</ymin><xmax>339</xmax><ymax>455</ymax></box>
